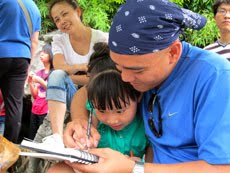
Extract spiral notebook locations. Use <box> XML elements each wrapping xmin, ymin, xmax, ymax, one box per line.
<box><xmin>20</xmin><ymin>139</ymin><xmax>99</xmax><ymax>164</ymax></box>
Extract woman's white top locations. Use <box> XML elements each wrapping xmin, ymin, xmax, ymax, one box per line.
<box><xmin>52</xmin><ymin>29</ymin><xmax>108</xmax><ymax>65</ymax></box>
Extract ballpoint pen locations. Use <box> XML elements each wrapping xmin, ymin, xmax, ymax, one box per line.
<box><xmin>86</xmin><ymin>109</ymin><xmax>93</xmax><ymax>149</ymax></box>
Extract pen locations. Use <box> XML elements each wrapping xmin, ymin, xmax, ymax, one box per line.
<box><xmin>86</xmin><ymin>109</ymin><xmax>93</xmax><ymax>148</ymax></box>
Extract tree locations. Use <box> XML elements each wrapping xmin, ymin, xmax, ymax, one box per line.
<box><xmin>36</xmin><ymin>0</ymin><xmax>218</xmax><ymax>47</ymax></box>
<box><xmin>171</xmin><ymin>0</ymin><xmax>219</xmax><ymax>48</ymax></box>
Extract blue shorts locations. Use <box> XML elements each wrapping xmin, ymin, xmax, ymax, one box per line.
<box><xmin>46</xmin><ymin>70</ymin><xmax>77</xmax><ymax>110</ymax></box>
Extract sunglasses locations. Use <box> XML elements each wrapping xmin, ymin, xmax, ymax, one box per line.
<box><xmin>147</xmin><ymin>94</ymin><xmax>163</xmax><ymax>138</ymax></box>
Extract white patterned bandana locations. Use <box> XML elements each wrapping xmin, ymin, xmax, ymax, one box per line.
<box><xmin>109</xmin><ymin>0</ymin><xmax>207</xmax><ymax>54</ymax></box>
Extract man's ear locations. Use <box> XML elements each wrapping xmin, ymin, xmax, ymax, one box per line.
<box><xmin>168</xmin><ymin>40</ymin><xmax>182</xmax><ymax>64</ymax></box>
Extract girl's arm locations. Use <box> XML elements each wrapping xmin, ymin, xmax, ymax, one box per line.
<box><xmin>70</xmin><ymin>86</ymin><xmax>89</xmax><ymax>121</ymax></box>
<box><xmin>64</xmin><ymin>86</ymin><xmax>100</xmax><ymax>149</ymax></box>
<box><xmin>29</xmin><ymin>82</ymin><xmax>38</xmax><ymax>99</ymax></box>
<box><xmin>28</xmin><ymin>72</ymin><xmax>38</xmax><ymax>99</ymax></box>
<box><xmin>70</xmin><ymin>86</ymin><xmax>98</xmax><ymax>126</ymax></box>
<box><xmin>32</xmin><ymin>75</ymin><xmax>47</xmax><ymax>90</ymax></box>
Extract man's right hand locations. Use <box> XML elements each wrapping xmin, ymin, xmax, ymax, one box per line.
<box><xmin>63</xmin><ymin>119</ymin><xmax>100</xmax><ymax>149</ymax></box>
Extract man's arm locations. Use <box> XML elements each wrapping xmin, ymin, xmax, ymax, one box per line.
<box><xmin>65</xmin><ymin>148</ymin><xmax>230</xmax><ymax>173</ymax></box>
<box><xmin>145</xmin><ymin>160</ymin><xmax>230</xmax><ymax>173</ymax></box>
<box><xmin>25</xmin><ymin>31</ymin><xmax>39</xmax><ymax>85</ymax></box>
<box><xmin>28</xmin><ymin>31</ymin><xmax>39</xmax><ymax>72</ymax></box>
<box><xmin>30</xmin><ymin>31</ymin><xmax>39</xmax><ymax>61</ymax></box>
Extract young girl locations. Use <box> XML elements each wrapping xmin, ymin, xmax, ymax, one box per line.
<box><xmin>28</xmin><ymin>44</ymin><xmax>53</xmax><ymax>140</ymax></box>
<box><xmin>47</xmin><ymin>69</ymin><xmax>152</xmax><ymax>173</ymax></box>
<box><xmin>0</xmin><ymin>89</ymin><xmax>5</xmax><ymax>135</ymax></box>
<box><xmin>87</xmin><ymin>69</ymin><xmax>152</xmax><ymax>159</ymax></box>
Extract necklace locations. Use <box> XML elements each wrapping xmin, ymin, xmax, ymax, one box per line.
<box><xmin>217</xmin><ymin>40</ymin><xmax>230</xmax><ymax>47</ymax></box>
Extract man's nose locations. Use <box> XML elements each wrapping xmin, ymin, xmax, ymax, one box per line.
<box><xmin>224</xmin><ymin>10</ymin><xmax>230</xmax><ymax>16</ymax></box>
<box><xmin>120</xmin><ymin>69</ymin><xmax>135</xmax><ymax>83</ymax></box>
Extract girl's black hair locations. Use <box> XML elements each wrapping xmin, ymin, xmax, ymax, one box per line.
<box><xmin>87</xmin><ymin>70</ymin><xmax>141</xmax><ymax>110</ymax></box>
<box><xmin>42</xmin><ymin>44</ymin><xmax>54</xmax><ymax>70</ymax></box>
<box><xmin>87</xmin><ymin>42</ymin><xmax>116</xmax><ymax>78</ymax></box>
<box><xmin>213</xmin><ymin>0</ymin><xmax>230</xmax><ymax>15</ymax></box>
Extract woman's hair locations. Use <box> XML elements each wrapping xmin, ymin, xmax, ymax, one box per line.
<box><xmin>49</xmin><ymin>0</ymin><xmax>79</xmax><ymax>20</ymax></box>
<box><xmin>87</xmin><ymin>42</ymin><xmax>116</xmax><ymax>78</ymax></box>
<box><xmin>42</xmin><ymin>44</ymin><xmax>54</xmax><ymax>70</ymax></box>
<box><xmin>87</xmin><ymin>69</ymin><xmax>141</xmax><ymax>110</ymax></box>
<box><xmin>213</xmin><ymin>0</ymin><xmax>230</xmax><ymax>15</ymax></box>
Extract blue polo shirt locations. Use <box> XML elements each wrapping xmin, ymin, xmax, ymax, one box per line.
<box><xmin>0</xmin><ymin>0</ymin><xmax>41</xmax><ymax>59</ymax></box>
<box><xmin>141</xmin><ymin>41</ymin><xmax>230</xmax><ymax>164</ymax></box>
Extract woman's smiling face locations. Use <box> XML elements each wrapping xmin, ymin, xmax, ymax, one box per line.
<box><xmin>50</xmin><ymin>2</ymin><xmax>81</xmax><ymax>33</ymax></box>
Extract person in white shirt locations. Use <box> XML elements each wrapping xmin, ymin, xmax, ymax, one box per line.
<box><xmin>41</xmin><ymin>0</ymin><xmax>108</xmax><ymax>147</ymax></box>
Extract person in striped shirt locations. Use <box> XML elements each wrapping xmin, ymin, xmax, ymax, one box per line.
<box><xmin>204</xmin><ymin>0</ymin><xmax>230</xmax><ymax>61</ymax></box>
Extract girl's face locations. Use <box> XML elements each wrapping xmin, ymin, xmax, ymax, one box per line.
<box><xmin>50</xmin><ymin>2</ymin><xmax>82</xmax><ymax>34</ymax></box>
<box><xmin>94</xmin><ymin>99</ymin><xmax>138</xmax><ymax>131</ymax></box>
<box><xmin>40</xmin><ymin>51</ymin><xmax>50</xmax><ymax>65</ymax></box>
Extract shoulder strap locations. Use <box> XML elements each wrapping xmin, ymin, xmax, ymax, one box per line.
<box><xmin>18</xmin><ymin>0</ymin><xmax>32</xmax><ymax>36</ymax></box>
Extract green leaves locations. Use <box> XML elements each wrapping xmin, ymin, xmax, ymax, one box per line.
<box><xmin>78</xmin><ymin>0</ymin><xmax>125</xmax><ymax>32</ymax></box>
<box><xmin>171</xmin><ymin>0</ymin><xmax>218</xmax><ymax>47</ymax></box>
<box><xmin>36</xmin><ymin>0</ymin><xmax>218</xmax><ymax>47</ymax></box>
<box><xmin>36</xmin><ymin>0</ymin><xmax>55</xmax><ymax>34</ymax></box>
<box><xmin>36</xmin><ymin>0</ymin><xmax>124</xmax><ymax>33</ymax></box>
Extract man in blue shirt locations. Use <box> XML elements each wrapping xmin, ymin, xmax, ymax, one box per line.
<box><xmin>0</xmin><ymin>0</ymin><xmax>41</xmax><ymax>143</ymax></box>
<box><xmin>63</xmin><ymin>0</ymin><xmax>230</xmax><ymax>173</ymax></box>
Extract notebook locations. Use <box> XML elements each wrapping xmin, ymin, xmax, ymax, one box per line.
<box><xmin>20</xmin><ymin>139</ymin><xmax>99</xmax><ymax>164</ymax></box>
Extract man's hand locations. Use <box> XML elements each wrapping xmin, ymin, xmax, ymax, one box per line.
<box><xmin>65</xmin><ymin>148</ymin><xmax>135</xmax><ymax>173</ymax></box>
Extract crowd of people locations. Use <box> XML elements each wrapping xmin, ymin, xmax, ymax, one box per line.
<box><xmin>0</xmin><ymin>0</ymin><xmax>230</xmax><ymax>172</ymax></box>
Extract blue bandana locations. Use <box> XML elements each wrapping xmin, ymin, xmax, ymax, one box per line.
<box><xmin>109</xmin><ymin>0</ymin><xmax>207</xmax><ymax>55</ymax></box>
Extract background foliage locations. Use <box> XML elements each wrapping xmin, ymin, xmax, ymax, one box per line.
<box><xmin>35</xmin><ymin>0</ymin><xmax>218</xmax><ymax>48</ymax></box>
<box><xmin>171</xmin><ymin>0</ymin><xmax>219</xmax><ymax>48</ymax></box>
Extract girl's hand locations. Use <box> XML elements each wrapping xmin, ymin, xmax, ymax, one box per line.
<box><xmin>130</xmin><ymin>156</ymin><xmax>142</xmax><ymax>162</ymax></box>
<box><xmin>32</xmin><ymin>75</ymin><xmax>43</xmax><ymax>84</ymax></box>
<box><xmin>28</xmin><ymin>72</ymin><xmax>35</xmax><ymax>83</ymax></box>
<box><xmin>126</xmin><ymin>151</ymin><xmax>142</xmax><ymax>162</ymax></box>
<box><xmin>63</xmin><ymin>119</ymin><xmax>100</xmax><ymax>150</ymax></box>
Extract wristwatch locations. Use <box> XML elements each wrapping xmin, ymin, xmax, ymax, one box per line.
<box><xmin>132</xmin><ymin>161</ymin><xmax>144</xmax><ymax>173</ymax></box>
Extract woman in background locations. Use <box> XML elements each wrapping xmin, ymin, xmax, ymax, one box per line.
<box><xmin>43</xmin><ymin>0</ymin><xmax>108</xmax><ymax>147</ymax></box>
